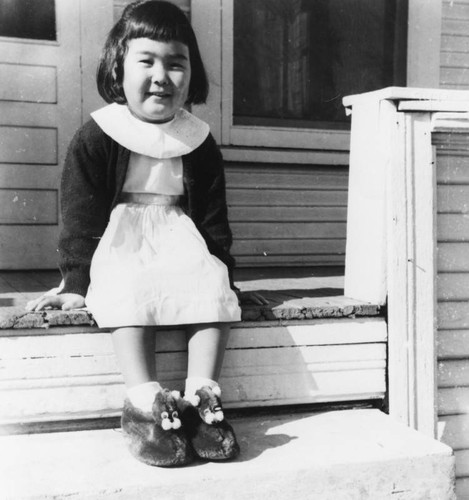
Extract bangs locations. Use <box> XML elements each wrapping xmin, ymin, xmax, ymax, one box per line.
<box><xmin>123</xmin><ymin>3</ymin><xmax>192</xmax><ymax>46</ymax></box>
<box><xmin>126</xmin><ymin>20</ymin><xmax>190</xmax><ymax>46</ymax></box>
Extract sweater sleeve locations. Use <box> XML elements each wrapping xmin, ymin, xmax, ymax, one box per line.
<box><xmin>194</xmin><ymin>135</ymin><xmax>237</xmax><ymax>290</ymax></box>
<box><xmin>58</xmin><ymin>121</ymin><xmax>112</xmax><ymax>297</ymax></box>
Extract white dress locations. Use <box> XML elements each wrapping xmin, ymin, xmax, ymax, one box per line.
<box><xmin>84</xmin><ymin>104</ymin><xmax>241</xmax><ymax>328</ymax></box>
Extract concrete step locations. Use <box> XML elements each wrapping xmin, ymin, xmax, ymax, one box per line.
<box><xmin>0</xmin><ymin>409</ymin><xmax>455</xmax><ymax>500</ymax></box>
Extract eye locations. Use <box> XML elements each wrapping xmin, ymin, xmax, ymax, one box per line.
<box><xmin>167</xmin><ymin>58</ymin><xmax>187</xmax><ymax>70</ymax></box>
<box><xmin>138</xmin><ymin>59</ymin><xmax>152</xmax><ymax>66</ymax></box>
<box><xmin>203</xmin><ymin>408</ymin><xmax>210</xmax><ymax>415</ymax></box>
<box><xmin>161</xmin><ymin>411</ymin><xmax>169</xmax><ymax>419</ymax></box>
<box><xmin>172</xmin><ymin>411</ymin><xmax>178</xmax><ymax>419</ymax></box>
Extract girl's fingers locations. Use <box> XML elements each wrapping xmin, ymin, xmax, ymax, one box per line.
<box><xmin>25</xmin><ymin>296</ymin><xmax>55</xmax><ymax>311</ymax></box>
<box><xmin>25</xmin><ymin>293</ymin><xmax>85</xmax><ymax>312</ymax></box>
<box><xmin>32</xmin><ymin>296</ymin><xmax>63</xmax><ymax>311</ymax></box>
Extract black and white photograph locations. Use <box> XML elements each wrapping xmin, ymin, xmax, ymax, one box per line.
<box><xmin>0</xmin><ymin>0</ymin><xmax>467</xmax><ymax>498</ymax></box>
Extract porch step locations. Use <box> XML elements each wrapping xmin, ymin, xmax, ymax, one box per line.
<box><xmin>0</xmin><ymin>409</ymin><xmax>455</xmax><ymax>500</ymax></box>
<box><xmin>0</xmin><ymin>268</ymin><xmax>386</xmax><ymax>433</ymax></box>
<box><xmin>0</xmin><ymin>317</ymin><xmax>387</xmax><ymax>432</ymax></box>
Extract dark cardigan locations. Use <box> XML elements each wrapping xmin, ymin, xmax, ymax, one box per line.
<box><xmin>59</xmin><ymin>118</ymin><xmax>235</xmax><ymax>297</ymax></box>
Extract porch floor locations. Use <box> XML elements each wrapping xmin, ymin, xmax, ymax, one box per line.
<box><xmin>0</xmin><ymin>266</ymin><xmax>382</xmax><ymax>329</ymax></box>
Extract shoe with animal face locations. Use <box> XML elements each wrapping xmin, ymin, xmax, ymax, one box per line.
<box><xmin>181</xmin><ymin>386</ymin><xmax>240</xmax><ymax>461</ymax></box>
<box><xmin>121</xmin><ymin>388</ymin><xmax>194</xmax><ymax>467</ymax></box>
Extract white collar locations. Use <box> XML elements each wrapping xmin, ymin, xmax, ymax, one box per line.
<box><xmin>91</xmin><ymin>103</ymin><xmax>210</xmax><ymax>159</ymax></box>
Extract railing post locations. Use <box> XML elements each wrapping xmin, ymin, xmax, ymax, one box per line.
<box><xmin>343</xmin><ymin>87</ymin><xmax>469</xmax><ymax>437</ymax></box>
<box><xmin>387</xmin><ymin>112</ymin><xmax>437</xmax><ymax>437</ymax></box>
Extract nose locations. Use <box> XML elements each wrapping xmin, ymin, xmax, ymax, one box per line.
<box><xmin>151</xmin><ymin>62</ymin><xmax>168</xmax><ymax>86</ymax></box>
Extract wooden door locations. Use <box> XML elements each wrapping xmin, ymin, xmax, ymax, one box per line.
<box><xmin>0</xmin><ymin>0</ymin><xmax>81</xmax><ymax>269</ymax></box>
<box><xmin>0</xmin><ymin>0</ymin><xmax>112</xmax><ymax>269</ymax></box>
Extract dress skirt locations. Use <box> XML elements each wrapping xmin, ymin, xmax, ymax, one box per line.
<box><xmin>86</xmin><ymin>197</ymin><xmax>242</xmax><ymax>328</ymax></box>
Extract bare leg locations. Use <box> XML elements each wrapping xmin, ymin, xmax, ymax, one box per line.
<box><xmin>185</xmin><ymin>322</ymin><xmax>230</xmax><ymax>381</ymax></box>
<box><xmin>112</xmin><ymin>326</ymin><xmax>157</xmax><ymax>388</ymax></box>
<box><xmin>184</xmin><ymin>323</ymin><xmax>239</xmax><ymax>460</ymax></box>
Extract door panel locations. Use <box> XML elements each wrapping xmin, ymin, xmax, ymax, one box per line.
<box><xmin>0</xmin><ymin>0</ymin><xmax>112</xmax><ymax>269</ymax></box>
<box><xmin>0</xmin><ymin>0</ymin><xmax>81</xmax><ymax>268</ymax></box>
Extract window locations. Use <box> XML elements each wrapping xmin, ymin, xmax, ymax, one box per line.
<box><xmin>192</xmin><ymin>0</ymin><xmax>440</xmax><ymax>152</ymax></box>
<box><xmin>233</xmin><ymin>0</ymin><xmax>407</xmax><ymax>131</ymax></box>
<box><xmin>0</xmin><ymin>0</ymin><xmax>56</xmax><ymax>41</ymax></box>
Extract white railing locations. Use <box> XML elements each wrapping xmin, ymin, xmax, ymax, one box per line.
<box><xmin>343</xmin><ymin>87</ymin><xmax>469</xmax><ymax>437</ymax></box>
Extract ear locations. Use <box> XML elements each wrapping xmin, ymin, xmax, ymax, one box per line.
<box><xmin>185</xmin><ymin>394</ymin><xmax>201</xmax><ymax>407</ymax></box>
<box><xmin>171</xmin><ymin>390</ymin><xmax>181</xmax><ymax>400</ymax></box>
<box><xmin>213</xmin><ymin>410</ymin><xmax>224</xmax><ymax>422</ymax></box>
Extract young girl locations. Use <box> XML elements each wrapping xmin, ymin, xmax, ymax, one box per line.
<box><xmin>27</xmin><ymin>0</ymin><xmax>264</xmax><ymax>467</ymax></box>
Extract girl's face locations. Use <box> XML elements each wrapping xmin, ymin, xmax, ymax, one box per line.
<box><xmin>122</xmin><ymin>38</ymin><xmax>191</xmax><ymax>123</ymax></box>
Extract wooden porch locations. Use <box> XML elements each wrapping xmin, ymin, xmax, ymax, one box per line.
<box><xmin>0</xmin><ymin>266</ymin><xmax>387</xmax><ymax>435</ymax></box>
<box><xmin>0</xmin><ymin>266</ymin><xmax>456</xmax><ymax>500</ymax></box>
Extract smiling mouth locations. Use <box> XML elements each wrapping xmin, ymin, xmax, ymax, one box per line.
<box><xmin>147</xmin><ymin>92</ymin><xmax>171</xmax><ymax>98</ymax></box>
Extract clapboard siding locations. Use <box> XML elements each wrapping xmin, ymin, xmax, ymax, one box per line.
<box><xmin>441</xmin><ymin>0</ymin><xmax>469</xmax><ymax>89</ymax></box>
<box><xmin>439</xmin><ymin>330</ymin><xmax>469</xmax><ymax>358</ymax></box>
<box><xmin>435</xmin><ymin>131</ymin><xmax>469</xmax><ymax>496</ymax></box>
<box><xmin>226</xmin><ymin>164</ymin><xmax>348</xmax><ymax>267</ymax></box>
<box><xmin>439</xmin><ymin>243</ymin><xmax>469</xmax><ymax>272</ymax></box>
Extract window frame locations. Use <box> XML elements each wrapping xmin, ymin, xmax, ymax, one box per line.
<box><xmin>191</xmin><ymin>0</ymin><xmax>442</xmax><ymax>152</ymax></box>
<box><xmin>0</xmin><ymin>0</ymin><xmax>58</xmax><ymax>46</ymax></box>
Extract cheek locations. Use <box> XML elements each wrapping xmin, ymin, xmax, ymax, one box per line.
<box><xmin>171</xmin><ymin>70</ymin><xmax>191</xmax><ymax>92</ymax></box>
<box><xmin>123</xmin><ymin>65</ymin><xmax>145</xmax><ymax>86</ymax></box>
<box><xmin>122</xmin><ymin>73</ymin><xmax>132</xmax><ymax>95</ymax></box>
<box><xmin>177</xmin><ymin>77</ymin><xmax>191</xmax><ymax>103</ymax></box>
<box><xmin>123</xmin><ymin>76</ymin><xmax>145</xmax><ymax>101</ymax></box>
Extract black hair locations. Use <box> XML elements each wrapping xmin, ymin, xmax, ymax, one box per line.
<box><xmin>96</xmin><ymin>0</ymin><xmax>208</xmax><ymax>105</ymax></box>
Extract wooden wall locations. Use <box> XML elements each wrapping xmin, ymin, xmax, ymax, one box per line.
<box><xmin>435</xmin><ymin>130</ymin><xmax>469</xmax><ymax>499</ymax></box>
<box><xmin>225</xmin><ymin>163</ymin><xmax>347</xmax><ymax>267</ymax></box>
<box><xmin>441</xmin><ymin>0</ymin><xmax>469</xmax><ymax>90</ymax></box>
<box><xmin>437</xmin><ymin>7</ymin><xmax>469</xmax><ymax>497</ymax></box>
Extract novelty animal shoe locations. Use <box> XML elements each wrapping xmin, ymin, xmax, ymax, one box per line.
<box><xmin>182</xmin><ymin>385</ymin><xmax>240</xmax><ymax>461</ymax></box>
<box><xmin>121</xmin><ymin>388</ymin><xmax>194</xmax><ymax>467</ymax></box>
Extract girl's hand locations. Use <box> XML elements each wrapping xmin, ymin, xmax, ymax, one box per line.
<box><xmin>26</xmin><ymin>293</ymin><xmax>86</xmax><ymax>312</ymax></box>
<box><xmin>237</xmin><ymin>291</ymin><xmax>269</xmax><ymax>306</ymax></box>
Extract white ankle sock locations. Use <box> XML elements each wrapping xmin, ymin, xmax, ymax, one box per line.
<box><xmin>185</xmin><ymin>377</ymin><xmax>219</xmax><ymax>399</ymax></box>
<box><xmin>127</xmin><ymin>381</ymin><xmax>162</xmax><ymax>413</ymax></box>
